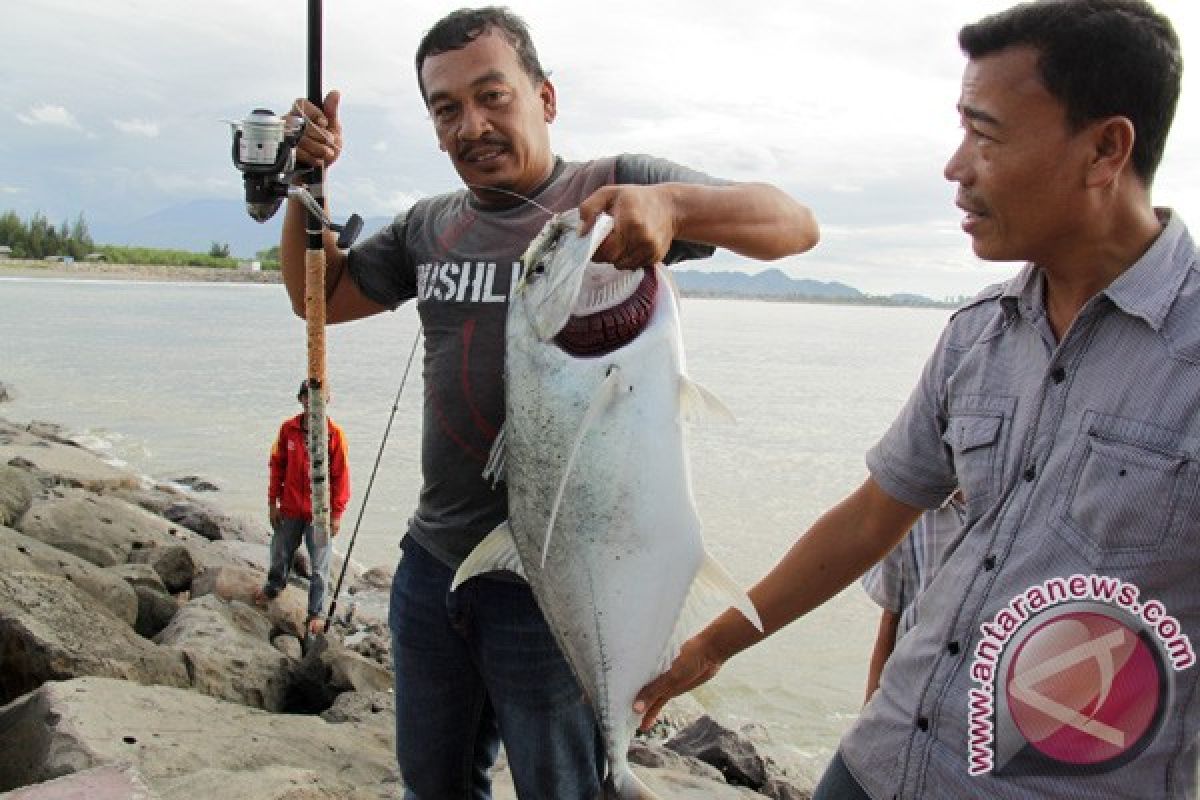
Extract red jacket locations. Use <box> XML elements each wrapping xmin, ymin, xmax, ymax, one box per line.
<box><xmin>268</xmin><ymin>414</ymin><xmax>350</xmax><ymax>520</ymax></box>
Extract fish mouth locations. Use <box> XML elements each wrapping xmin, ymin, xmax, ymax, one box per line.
<box><xmin>554</xmin><ymin>267</ymin><xmax>658</xmax><ymax>357</ymax></box>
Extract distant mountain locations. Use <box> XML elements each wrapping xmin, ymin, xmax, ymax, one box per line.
<box><xmin>673</xmin><ymin>268</ymin><xmax>862</xmax><ymax>299</ymax></box>
<box><xmin>85</xmin><ymin>200</ymin><xmax>949</xmax><ymax>307</ymax></box>
<box><xmin>672</xmin><ymin>268</ymin><xmax>953</xmax><ymax>307</ymax></box>
<box><xmin>90</xmin><ymin>199</ymin><xmax>393</xmax><ymax>259</ymax></box>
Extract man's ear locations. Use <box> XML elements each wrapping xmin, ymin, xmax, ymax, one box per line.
<box><xmin>540</xmin><ymin>78</ymin><xmax>557</xmax><ymax>124</ymax></box>
<box><xmin>1085</xmin><ymin>116</ymin><xmax>1136</xmax><ymax>189</ymax></box>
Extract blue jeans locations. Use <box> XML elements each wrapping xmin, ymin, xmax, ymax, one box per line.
<box><xmin>812</xmin><ymin>749</ymin><xmax>872</xmax><ymax>800</ymax></box>
<box><xmin>389</xmin><ymin>537</ymin><xmax>604</xmax><ymax>800</ymax></box>
<box><xmin>264</xmin><ymin>516</ymin><xmax>330</xmax><ymax>618</ymax></box>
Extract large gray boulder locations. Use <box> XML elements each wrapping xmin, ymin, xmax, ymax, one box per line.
<box><xmin>0</xmin><ymin>570</ymin><xmax>189</xmax><ymax>705</ymax></box>
<box><xmin>0</xmin><ymin>421</ymin><xmax>140</xmax><ymax>492</ymax></box>
<box><xmin>321</xmin><ymin>689</ymin><xmax>394</xmax><ymax>729</ymax></box>
<box><xmin>666</xmin><ymin>715</ymin><xmax>770</xmax><ymax>789</ymax></box>
<box><xmin>132</xmin><ymin>585</ymin><xmax>181</xmax><ymax>639</ymax></box>
<box><xmin>0</xmin><ymin>525</ymin><xmax>137</xmax><ymax>626</ymax></box>
<box><xmin>128</xmin><ymin>543</ymin><xmax>196</xmax><ymax>593</ymax></box>
<box><xmin>0</xmin><ymin>465</ymin><xmax>35</xmax><ymax>528</ymax></box>
<box><xmin>17</xmin><ymin>490</ymin><xmax>202</xmax><ymax>568</ymax></box>
<box><xmin>153</xmin><ymin>593</ymin><xmax>292</xmax><ymax>711</ymax></box>
<box><xmin>326</xmin><ymin>644</ymin><xmax>394</xmax><ymax>695</ymax></box>
<box><xmin>112</xmin><ymin>484</ymin><xmax>271</xmax><ymax>545</ymax></box>
<box><xmin>107</xmin><ymin>562</ymin><xmax>166</xmax><ymax>593</ymax></box>
<box><xmin>192</xmin><ymin>564</ymin><xmax>308</xmax><ymax>638</ymax></box>
<box><xmin>0</xmin><ymin>765</ymin><xmax>160</xmax><ymax>800</ymax></box>
<box><xmin>0</xmin><ymin>676</ymin><xmax>398</xmax><ymax>798</ymax></box>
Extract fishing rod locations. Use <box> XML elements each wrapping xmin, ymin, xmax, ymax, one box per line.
<box><xmin>229</xmin><ymin>0</ymin><xmax>361</xmax><ymax>638</ymax></box>
<box><xmin>301</xmin><ymin>0</ymin><xmax>333</xmax><ymax>638</ymax></box>
<box><xmin>324</xmin><ymin>326</ymin><xmax>423</xmax><ymax>633</ymax></box>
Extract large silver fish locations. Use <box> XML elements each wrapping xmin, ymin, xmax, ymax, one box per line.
<box><xmin>454</xmin><ymin>209</ymin><xmax>762</xmax><ymax>800</ymax></box>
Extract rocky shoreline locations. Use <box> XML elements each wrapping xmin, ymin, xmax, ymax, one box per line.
<box><xmin>0</xmin><ymin>402</ymin><xmax>812</xmax><ymax>799</ymax></box>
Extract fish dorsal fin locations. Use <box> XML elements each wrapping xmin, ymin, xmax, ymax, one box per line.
<box><xmin>658</xmin><ymin>550</ymin><xmax>764</xmax><ymax>676</ymax></box>
<box><xmin>451</xmin><ymin>521</ymin><xmax>526</xmax><ymax>591</ymax></box>
<box><xmin>541</xmin><ymin>365</ymin><xmax>624</xmax><ymax>568</ymax></box>
<box><xmin>678</xmin><ymin>376</ymin><xmax>736</xmax><ymax>424</ymax></box>
<box><xmin>483</xmin><ymin>423</ymin><xmax>507</xmax><ymax>486</ymax></box>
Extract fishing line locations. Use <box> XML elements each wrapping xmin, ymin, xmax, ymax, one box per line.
<box><xmin>324</xmin><ymin>322</ymin><xmax>424</xmax><ymax>632</ymax></box>
<box><xmin>464</xmin><ymin>183</ymin><xmax>558</xmax><ymax>217</ymax></box>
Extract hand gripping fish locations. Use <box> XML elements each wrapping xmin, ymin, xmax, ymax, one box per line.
<box><xmin>454</xmin><ymin>209</ymin><xmax>764</xmax><ymax>800</ymax></box>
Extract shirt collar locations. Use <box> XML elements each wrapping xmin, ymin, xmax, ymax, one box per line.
<box><xmin>997</xmin><ymin>209</ymin><xmax>1192</xmax><ymax>332</ymax></box>
<box><xmin>1102</xmin><ymin>209</ymin><xmax>1190</xmax><ymax>331</ymax></box>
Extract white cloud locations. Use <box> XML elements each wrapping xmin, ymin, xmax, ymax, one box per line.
<box><xmin>112</xmin><ymin>118</ymin><xmax>161</xmax><ymax>137</ymax></box>
<box><xmin>6</xmin><ymin>0</ymin><xmax>1200</xmax><ymax>296</ymax></box>
<box><xmin>16</xmin><ymin>104</ymin><xmax>81</xmax><ymax>129</ymax></box>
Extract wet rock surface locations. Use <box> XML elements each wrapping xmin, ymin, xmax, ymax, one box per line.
<box><xmin>0</xmin><ymin>412</ymin><xmax>813</xmax><ymax>798</ymax></box>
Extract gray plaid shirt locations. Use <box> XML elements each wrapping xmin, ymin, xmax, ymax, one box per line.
<box><xmin>843</xmin><ymin>210</ymin><xmax>1200</xmax><ymax>799</ymax></box>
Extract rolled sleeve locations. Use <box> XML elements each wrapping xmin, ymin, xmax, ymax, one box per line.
<box><xmin>866</xmin><ymin>334</ymin><xmax>959</xmax><ymax>511</ymax></box>
<box><xmin>346</xmin><ymin>210</ymin><xmax>417</xmax><ymax>309</ymax></box>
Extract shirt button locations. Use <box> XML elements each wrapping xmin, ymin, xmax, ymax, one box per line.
<box><xmin>1051</xmin><ymin>367</ymin><xmax>1066</xmax><ymax>384</ymax></box>
<box><xmin>917</xmin><ymin>716</ymin><xmax>930</xmax><ymax>732</ymax></box>
<box><xmin>1023</xmin><ymin>465</ymin><xmax>1036</xmax><ymax>482</ymax></box>
<box><xmin>947</xmin><ymin>641</ymin><xmax>961</xmax><ymax>655</ymax></box>
<box><xmin>984</xmin><ymin>555</ymin><xmax>997</xmax><ymax>570</ymax></box>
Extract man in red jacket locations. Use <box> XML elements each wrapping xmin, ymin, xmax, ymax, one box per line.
<box><xmin>255</xmin><ymin>381</ymin><xmax>350</xmax><ymax>635</ymax></box>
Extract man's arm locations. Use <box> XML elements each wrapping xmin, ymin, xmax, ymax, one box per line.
<box><xmin>578</xmin><ymin>181</ymin><xmax>819</xmax><ymax>270</ymax></box>
<box><xmin>279</xmin><ymin>90</ymin><xmax>390</xmax><ymax>325</ymax></box>
<box><xmin>267</xmin><ymin>427</ymin><xmax>287</xmax><ymax>527</ymax></box>
<box><xmin>634</xmin><ymin>476</ymin><xmax>921</xmax><ymax>728</ymax></box>
<box><xmin>865</xmin><ymin>608</ymin><xmax>901</xmax><ymax>705</ymax></box>
<box><xmin>328</xmin><ymin>422</ymin><xmax>350</xmax><ymax>535</ymax></box>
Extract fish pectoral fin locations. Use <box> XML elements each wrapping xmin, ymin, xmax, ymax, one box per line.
<box><xmin>451</xmin><ymin>521</ymin><xmax>526</xmax><ymax>590</ymax></box>
<box><xmin>482</xmin><ymin>424</ymin><xmax>507</xmax><ymax>486</ymax></box>
<box><xmin>540</xmin><ymin>365</ymin><xmax>623</xmax><ymax>567</ymax></box>
<box><xmin>662</xmin><ymin>551</ymin><xmax>765</xmax><ymax>674</ymax></box>
<box><xmin>678</xmin><ymin>377</ymin><xmax>736</xmax><ymax>424</ymax></box>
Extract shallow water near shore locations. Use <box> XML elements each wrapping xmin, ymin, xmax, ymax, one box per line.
<box><xmin>0</xmin><ymin>275</ymin><xmax>950</xmax><ymax>783</ymax></box>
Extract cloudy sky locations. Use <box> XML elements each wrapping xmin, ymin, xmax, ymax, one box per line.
<box><xmin>5</xmin><ymin>0</ymin><xmax>1199</xmax><ymax>297</ymax></box>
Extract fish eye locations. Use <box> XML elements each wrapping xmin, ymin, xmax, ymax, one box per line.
<box><xmin>533</xmin><ymin>262</ymin><xmax>546</xmax><ymax>275</ymax></box>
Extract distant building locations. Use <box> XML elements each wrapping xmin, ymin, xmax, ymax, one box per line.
<box><xmin>0</xmin><ymin>245</ymin><xmax>11</xmax><ymax>258</ymax></box>
<box><xmin>239</xmin><ymin>260</ymin><xmax>262</xmax><ymax>272</ymax></box>
<box><xmin>84</xmin><ymin>252</ymin><xmax>108</xmax><ymax>262</ymax></box>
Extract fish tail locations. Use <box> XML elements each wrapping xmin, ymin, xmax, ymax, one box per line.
<box><xmin>602</xmin><ymin>766</ymin><xmax>660</xmax><ymax>800</ymax></box>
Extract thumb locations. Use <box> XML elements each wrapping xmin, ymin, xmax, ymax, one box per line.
<box><xmin>577</xmin><ymin>186</ymin><xmax>615</xmax><ymax>235</ymax></box>
<box><xmin>324</xmin><ymin>89</ymin><xmax>342</xmax><ymax>126</ymax></box>
<box><xmin>633</xmin><ymin>676</ymin><xmax>671</xmax><ymax>732</ymax></box>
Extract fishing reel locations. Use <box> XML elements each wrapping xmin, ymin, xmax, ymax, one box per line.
<box><xmin>228</xmin><ymin>108</ymin><xmax>362</xmax><ymax>247</ymax></box>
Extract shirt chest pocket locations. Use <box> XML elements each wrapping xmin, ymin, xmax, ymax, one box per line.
<box><xmin>1054</xmin><ymin>412</ymin><xmax>1199</xmax><ymax>566</ymax></box>
<box><xmin>941</xmin><ymin>410</ymin><xmax>1007</xmax><ymax>513</ymax></box>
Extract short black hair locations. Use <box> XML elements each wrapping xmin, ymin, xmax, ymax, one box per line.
<box><xmin>959</xmin><ymin>0</ymin><xmax>1182</xmax><ymax>184</ymax></box>
<box><xmin>415</xmin><ymin>7</ymin><xmax>547</xmax><ymax>103</ymax></box>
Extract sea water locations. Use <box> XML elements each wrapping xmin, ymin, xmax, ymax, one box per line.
<box><xmin>0</xmin><ymin>276</ymin><xmax>950</xmax><ymax>782</ymax></box>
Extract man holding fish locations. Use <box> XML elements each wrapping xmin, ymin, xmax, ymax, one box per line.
<box><xmin>639</xmin><ymin>1</ymin><xmax>1200</xmax><ymax>798</ymax></box>
<box><xmin>277</xmin><ymin>6</ymin><xmax>818</xmax><ymax>799</ymax></box>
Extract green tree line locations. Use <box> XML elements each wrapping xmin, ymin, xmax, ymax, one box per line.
<box><xmin>0</xmin><ymin>210</ymin><xmax>95</xmax><ymax>261</ymax></box>
<box><xmin>0</xmin><ymin>210</ymin><xmax>280</xmax><ymax>269</ymax></box>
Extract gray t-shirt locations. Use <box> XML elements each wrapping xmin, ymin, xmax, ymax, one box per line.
<box><xmin>347</xmin><ymin>155</ymin><xmax>722</xmax><ymax>567</ymax></box>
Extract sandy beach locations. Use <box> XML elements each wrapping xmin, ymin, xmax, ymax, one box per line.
<box><xmin>0</xmin><ymin>259</ymin><xmax>282</xmax><ymax>284</ymax></box>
